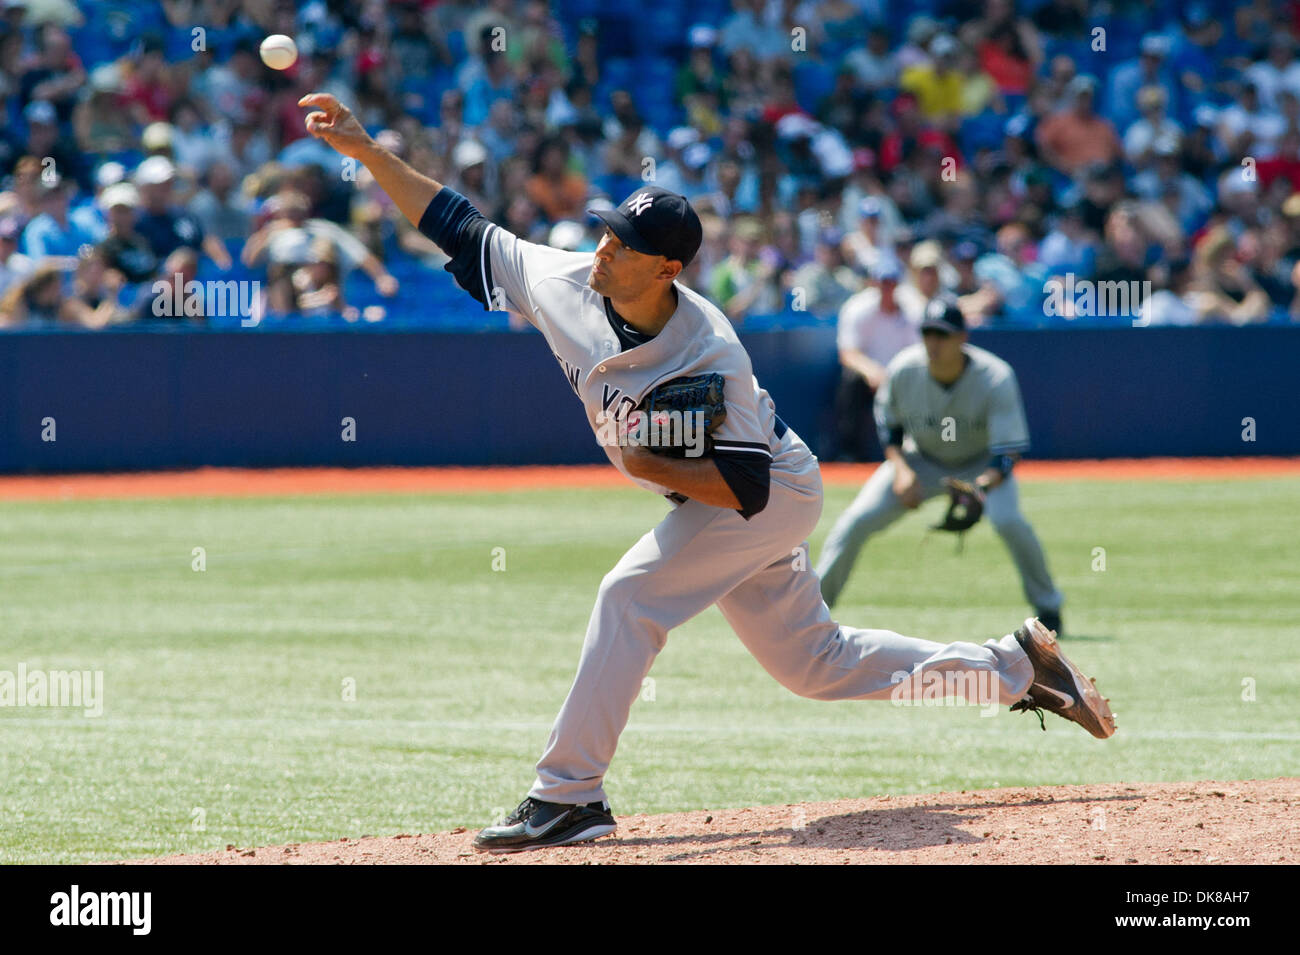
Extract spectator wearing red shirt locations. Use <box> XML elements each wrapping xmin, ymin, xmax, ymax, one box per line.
<box><xmin>978</xmin><ymin>21</ymin><xmax>1038</xmax><ymax>95</ymax></box>
<box><xmin>759</xmin><ymin>68</ymin><xmax>805</xmax><ymax>126</ymax></box>
<box><xmin>877</xmin><ymin>94</ymin><xmax>962</xmax><ymax>175</ymax></box>
<box><xmin>122</xmin><ymin>37</ymin><xmax>175</xmax><ymax>125</ymax></box>
<box><xmin>961</xmin><ymin>0</ymin><xmax>1043</xmax><ymax>95</ymax></box>
<box><xmin>1258</xmin><ymin>131</ymin><xmax>1300</xmax><ymax>194</ymax></box>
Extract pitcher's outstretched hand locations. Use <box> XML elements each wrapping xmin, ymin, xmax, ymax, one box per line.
<box><xmin>298</xmin><ymin>93</ymin><xmax>373</xmax><ymax>160</ymax></box>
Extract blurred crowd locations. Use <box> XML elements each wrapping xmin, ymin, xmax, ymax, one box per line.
<box><xmin>3</xmin><ymin>0</ymin><xmax>1300</xmax><ymax>329</ymax></box>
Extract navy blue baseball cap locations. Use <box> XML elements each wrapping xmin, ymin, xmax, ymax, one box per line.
<box><xmin>589</xmin><ymin>186</ymin><xmax>703</xmax><ymax>267</ymax></box>
<box><xmin>921</xmin><ymin>299</ymin><xmax>966</xmax><ymax>334</ymax></box>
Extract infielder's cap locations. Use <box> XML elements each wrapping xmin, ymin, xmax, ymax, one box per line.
<box><xmin>920</xmin><ymin>299</ymin><xmax>966</xmax><ymax>334</ymax></box>
<box><xmin>588</xmin><ymin>186</ymin><xmax>703</xmax><ymax>267</ymax></box>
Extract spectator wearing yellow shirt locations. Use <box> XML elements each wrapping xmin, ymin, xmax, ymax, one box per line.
<box><xmin>899</xmin><ymin>35</ymin><xmax>967</xmax><ymax>123</ymax></box>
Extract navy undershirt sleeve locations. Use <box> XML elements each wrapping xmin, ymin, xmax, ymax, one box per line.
<box><xmin>712</xmin><ymin>450</ymin><xmax>771</xmax><ymax>519</ymax></box>
<box><xmin>417</xmin><ymin>187</ymin><xmax>495</xmax><ymax>309</ymax></box>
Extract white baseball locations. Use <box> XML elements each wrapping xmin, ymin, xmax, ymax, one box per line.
<box><xmin>259</xmin><ymin>34</ymin><xmax>298</xmax><ymax>71</ymax></box>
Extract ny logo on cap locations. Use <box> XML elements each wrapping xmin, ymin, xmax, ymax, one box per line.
<box><xmin>627</xmin><ymin>192</ymin><xmax>654</xmax><ymax>216</ymax></box>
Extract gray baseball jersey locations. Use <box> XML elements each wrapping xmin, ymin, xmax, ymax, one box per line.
<box><xmin>818</xmin><ymin>339</ymin><xmax>1061</xmax><ymax>613</ymax></box>
<box><xmin>874</xmin><ymin>342</ymin><xmax>1031</xmax><ymax>467</ymax></box>
<box><xmin>419</xmin><ymin>186</ymin><xmax>1041</xmax><ymax>809</ymax></box>
<box><xmin>479</xmin><ymin>223</ymin><xmax>818</xmax><ymax>500</ymax></box>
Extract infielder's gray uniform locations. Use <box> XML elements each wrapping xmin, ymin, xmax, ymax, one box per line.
<box><xmin>816</xmin><ymin>342</ymin><xmax>1064</xmax><ymax>613</ymax></box>
<box><xmin>442</xmin><ymin>195</ymin><xmax>1038</xmax><ymax>806</ymax></box>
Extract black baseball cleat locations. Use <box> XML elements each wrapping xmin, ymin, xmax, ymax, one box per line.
<box><xmin>1034</xmin><ymin>608</ymin><xmax>1062</xmax><ymax>635</ymax></box>
<box><xmin>472</xmin><ymin>797</ymin><xmax>616</xmax><ymax>853</ymax></box>
<box><xmin>1010</xmin><ymin>617</ymin><xmax>1116</xmax><ymax>739</ymax></box>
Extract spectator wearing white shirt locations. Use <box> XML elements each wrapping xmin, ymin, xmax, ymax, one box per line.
<box><xmin>1243</xmin><ymin>34</ymin><xmax>1300</xmax><ymax>111</ymax></box>
<box><xmin>833</xmin><ymin>257</ymin><xmax>924</xmax><ymax>460</ymax></box>
<box><xmin>841</xmin><ymin>196</ymin><xmax>893</xmax><ymax>279</ymax></box>
<box><xmin>1140</xmin><ymin>257</ymin><xmax>1199</xmax><ymax>326</ymax></box>
<box><xmin>719</xmin><ymin>0</ymin><xmax>790</xmax><ymax>62</ymax></box>
<box><xmin>1123</xmin><ymin>86</ymin><xmax>1183</xmax><ymax>167</ymax></box>
<box><xmin>168</xmin><ymin>101</ymin><xmax>224</xmax><ymax>178</ymax></box>
<box><xmin>845</xmin><ymin>27</ymin><xmax>900</xmax><ymax>90</ymax></box>
<box><xmin>1216</xmin><ymin>82</ymin><xmax>1286</xmax><ymax>160</ymax></box>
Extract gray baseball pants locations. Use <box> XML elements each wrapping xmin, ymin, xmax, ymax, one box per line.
<box><xmin>815</xmin><ymin>452</ymin><xmax>1064</xmax><ymax>611</ymax></box>
<box><xmin>529</xmin><ymin>463</ymin><xmax>1035</xmax><ymax>805</ymax></box>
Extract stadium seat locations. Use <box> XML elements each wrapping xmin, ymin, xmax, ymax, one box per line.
<box><xmin>447</xmin><ymin>30</ymin><xmax>467</xmax><ymax>63</ymax></box>
<box><xmin>794</xmin><ymin>62</ymin><xmax>838</xmax><ymax>113</ymax></box>
<box><xmin>959</xmin><ymin>110</ymin><xmax>1009</xmax><ymax>154</ymax></box>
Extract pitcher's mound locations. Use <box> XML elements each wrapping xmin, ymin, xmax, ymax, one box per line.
<box><xmin>133</xmin><ymin>778</ymin><xmax>1299</xmax><ymax>865</ymax></box>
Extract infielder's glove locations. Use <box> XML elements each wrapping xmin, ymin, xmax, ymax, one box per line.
<box><xmin>930</xmin><ymin>477</ymin><xmax>985</xmax><ymax>543</ymax></box>
<box><xmin>633</xmin><ymin>372</ymin><xmax>727</xmax><ymax>457</ymax></box>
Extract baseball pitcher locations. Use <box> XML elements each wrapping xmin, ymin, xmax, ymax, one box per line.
<box><xmin>299</xmin><ymin>94</ymin><xmax>1112</xmax><ymax>854</ymax></box>
<box><xmin>816</xmin><ymin>301</ymin><xmax>1066</xmax><ymax>633</ymax></box>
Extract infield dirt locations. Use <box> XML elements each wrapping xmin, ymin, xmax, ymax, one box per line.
<box><xmin>133</xmin><ymin>778</ymin><xmax>1298</xmax><ymax>865</ymax></box>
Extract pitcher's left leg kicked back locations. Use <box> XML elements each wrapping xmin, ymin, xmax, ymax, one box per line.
<box><xmin>474</xmin><ymin>471</ymin><xmax>1114</xmax><ymax>853</ymax></box>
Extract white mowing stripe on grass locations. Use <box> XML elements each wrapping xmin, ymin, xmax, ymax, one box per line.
<box><xmin>0</xmin><ymin>536</ymin><xmax>600</xmax><ymax>578</ymax></box>
<box><xmin>2</xmin><ymin>717</ymin><xmax>1300</xmax><ymax>742</ymax></box>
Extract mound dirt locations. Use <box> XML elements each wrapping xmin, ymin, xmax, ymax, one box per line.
<box><xmin>132</xmin><ymin>778</ymin><xmax>1298</xmax><ymax>865</ymax></box>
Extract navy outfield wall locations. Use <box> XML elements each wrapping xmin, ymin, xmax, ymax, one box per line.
<box><xmin>0</xmin><ymin>325</ymin><xmax>1295</xmax><ymax>473</ymax></box>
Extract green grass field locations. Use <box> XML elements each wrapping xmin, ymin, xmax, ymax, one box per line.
<box><xmin>1</xmin><ymin>476</ymin><xmax>1296</xmax><ymax>864</ymax></box>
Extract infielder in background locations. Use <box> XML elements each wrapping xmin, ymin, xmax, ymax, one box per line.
<box><xmin>816</xmin><ymin>302</ymin><xmax>1066</xmax><ymax>634</ymax></box>
<box><xmin>298</xmin><ymin>93</ymin><xmax>1112</xmax><ymax>855</ymax></box>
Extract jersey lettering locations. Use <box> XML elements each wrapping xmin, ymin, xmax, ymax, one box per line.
<box><xmin>554</xmin><ymin>355</ymin><xmax>583</xmax><ymax>397</ymax></box>
<box><xmin>601</xmin><ymin>383</ymin><xmax>624</xmax><ymax>412</ymax></box>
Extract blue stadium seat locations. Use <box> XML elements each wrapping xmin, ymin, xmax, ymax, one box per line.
<box><xmin>794</xmin><ymin>61</ymin><xmax>838</xmax><ymax>113</ymax></box>
<box><xmin>166</xmin><ymin>26</ymin><xmax>198</xmax><ymax>62</ymax></box>
<box><xmin>559</xmin><ymin>0</ymin><xmax>606</xmax><ymax>19</ymax></box>
<box><xmin>602</xmin><ymin>57</ymin><xmax>636</xmax><ymax>88</ymax></box>
<box><xmin>447</xmin><ymin>30</ymin><xmax>467</xmax><ymax>62</ymax></box>
<box><xmin>959</xmin><ymin>110</ymin><xmax>1008</xmax><ymax>154</ymax></box>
